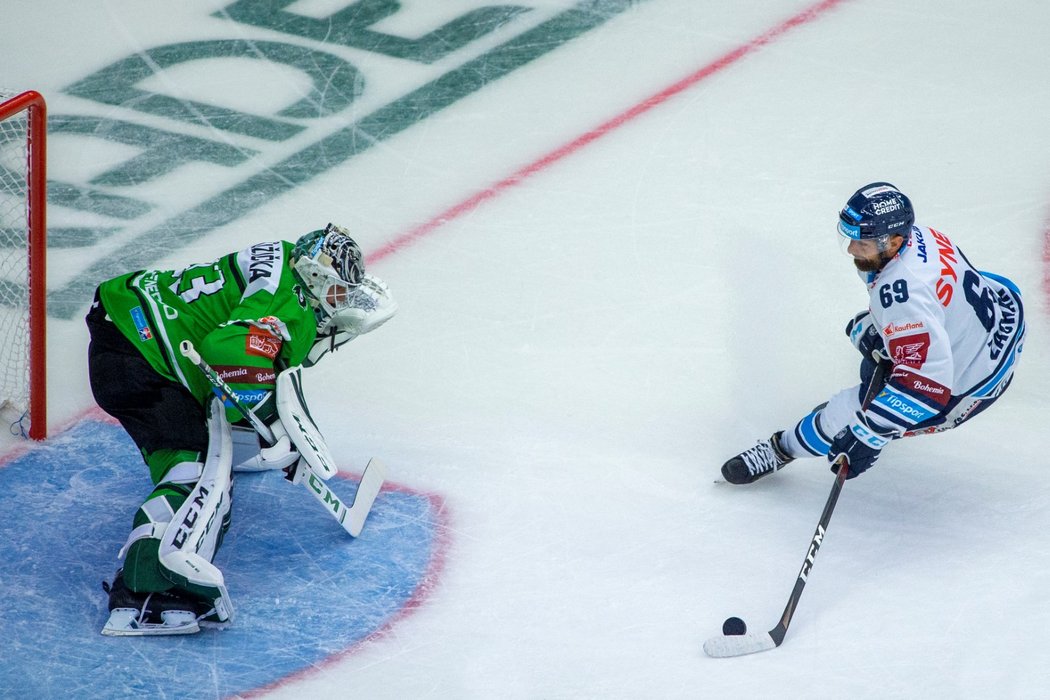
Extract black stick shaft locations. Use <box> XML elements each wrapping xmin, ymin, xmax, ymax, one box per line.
<box><xmin>767</xmin><ymin>359</ymin><xmax>890</xmax><ymax>646</ymax></box>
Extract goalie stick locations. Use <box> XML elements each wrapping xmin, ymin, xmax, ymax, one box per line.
<box><xmin>179</xmin><ymin>340</ymin><xmax>385</xmax><ymax>538</ymax></box>
<box><xmin>704</xmin><ymin>360</ymin><xmax>891</xmax><ymax>658</ymax></box>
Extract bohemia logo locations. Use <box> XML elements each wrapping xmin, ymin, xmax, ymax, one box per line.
<box><xmin>893</xmin><ymin>366</ymin><xmax>950</xmax><ymax>407</ymax></box>
<box><xmin>218</xmin><ymin>366</ymin><xmax>249</xmax><ymax>380</ymax></box>
<box><xmin>214</xmin><ymin>365</ymin><xmax>275</xmax><ymax>385</ymax></box>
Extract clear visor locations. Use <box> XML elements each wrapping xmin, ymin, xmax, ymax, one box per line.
<box><xmin>837</xmin><ymin>220</ymin><xmax>893</xmax><ymax>253</ymax></box>
<box><xmin>837</xmin><ymin>218</ymin><xmax>862</xmax><ymax>241</ymax></box>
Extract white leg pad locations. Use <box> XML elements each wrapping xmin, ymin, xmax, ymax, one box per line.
<box><xmin>157</xmin><ymin>396</ymin><xmax>235</xmax><ymax>622</ymax></box>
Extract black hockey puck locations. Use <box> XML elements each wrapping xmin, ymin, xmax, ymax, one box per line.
<box><xmin>722</xmin><ymin>616</ymin><xmax>747</xmax><ymax>636</ymax></box>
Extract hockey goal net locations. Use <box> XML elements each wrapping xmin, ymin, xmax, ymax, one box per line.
<box><xmin>0</xmin><ymin>90</ymin><xmax>46</xmax><ymax>440</ymax></box>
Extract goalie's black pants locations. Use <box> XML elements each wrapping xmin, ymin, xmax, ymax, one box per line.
<box><xmin>86</xmin><ymin>289</ymin><xmax>208</xmax><ymax>457</ymax></box>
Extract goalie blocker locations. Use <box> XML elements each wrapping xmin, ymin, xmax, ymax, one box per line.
<box><xmin>181</xmin><ymin>340</ymin><xmax>386</xmax><ymax>539</ymax></box>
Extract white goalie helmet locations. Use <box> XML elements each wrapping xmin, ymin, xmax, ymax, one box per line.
<box><xmin>291</xmin><ymin>223</ymin><xmax>365</xmax><ymax>333</ymax></box>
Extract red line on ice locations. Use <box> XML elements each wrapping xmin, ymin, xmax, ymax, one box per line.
<box><xmin>124</xmin><ymin>2</ymin><xmax>845</xmax><ymax>696</ymax></box>
<box><xmin>239</xmin><ymin>489</ymin><xmax>452</xmax><ymax>699</ymax></box>
<box><xmin>366</xmin><ymin>0</ymin><xmax>849</xmax><ymax>264</ymax></box>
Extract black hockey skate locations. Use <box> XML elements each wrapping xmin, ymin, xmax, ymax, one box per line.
<box><xmin>721</xmin><ymin>431</ymin><xmax>795</xmax><ymax>484</ymax></box>
<box><xmin>101</xmin><ymin>569</ymin><xmax>217</xmax><ymax>636</ymax></box>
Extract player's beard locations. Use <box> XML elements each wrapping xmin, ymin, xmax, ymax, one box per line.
<box><xmin>852</xmin><ymin>252</ymin><xmax>889</xmax><ymax>273</ymax></box>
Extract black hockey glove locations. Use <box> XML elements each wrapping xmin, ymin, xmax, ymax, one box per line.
<box><xmin>828</xmin><ymin>421</ymin><xmax>891</xmax><ymax>479</ymax></box>
<box><xmin>845</xmin><ymin>310</ymin><xmax>888</xmax><ymax>363</ymax></box>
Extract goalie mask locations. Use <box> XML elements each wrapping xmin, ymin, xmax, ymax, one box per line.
<box><xmin>291</xmin><ymin>224</ymin><xmax>365</xmax><ymax>333</ymax></box>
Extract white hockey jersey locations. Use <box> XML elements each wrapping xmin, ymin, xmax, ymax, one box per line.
<box><xmin>860</xmin><ymin>225</ymin><xmax>1024</xmax><ymax>435</ymax></box>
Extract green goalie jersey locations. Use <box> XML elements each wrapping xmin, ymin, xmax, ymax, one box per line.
<box><xmin>98</xmin><ymin>240</ymin><xmax>318</xmax><ymax>420</ymax></box>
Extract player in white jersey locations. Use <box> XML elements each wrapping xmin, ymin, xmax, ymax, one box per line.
<box><xmin>722</xmin><ymin>182</ymin><xmax>1025</xmax><ymax>484</ymax></box>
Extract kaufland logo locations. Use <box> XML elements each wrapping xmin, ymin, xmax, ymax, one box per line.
<box><xmin>883</xmin><ymin>321</ymin><xmax>924</xmax><ymax>336</ymax></box>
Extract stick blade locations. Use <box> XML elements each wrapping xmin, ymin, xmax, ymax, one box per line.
<box><xmin>703</xmin><ymin>631</ymin><xmax>777</xmax><ymax>658</ymax></box>
<box><xmin>347</xmin><ymin>458</ymin><xmax>387</xmax><ymax>537</ymax></box>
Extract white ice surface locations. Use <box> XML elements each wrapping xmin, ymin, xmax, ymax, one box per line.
<box><xmin>5</xmin><ymin>0</ymin><xmax>1050</xmax><ymax>697</ymax></box>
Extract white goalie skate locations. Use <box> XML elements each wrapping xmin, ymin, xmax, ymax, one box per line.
<box><xmin>101</xmin><ymin>571</ymin><xmax>220</xmax><ymax>637</ymax></box>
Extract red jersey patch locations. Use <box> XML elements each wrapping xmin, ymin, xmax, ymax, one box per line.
<box><xmin>882</xmin><ymin>320</ymin><xmax>924</xmax><ymax>337</ymax></box>
<box><xmin>890</xmin><ymin>367</ymin><xmax>950</xmax><ymax>407</ymax></box>
<box><xmin>213</xmin><ymin>365</ymin><xmax>277</xmax><ymax>386</ymax></box>
<box><xmin>888</xmin><ymin>332</ymin><xmax>929</xmax><ymax>369</ymax></box>
<box><xmin>246</xmin><ymin>328</ymin><xmax>281</xmax><ymax>360</ymax></box>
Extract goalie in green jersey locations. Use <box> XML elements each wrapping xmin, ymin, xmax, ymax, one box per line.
<box><xmin>86</xmin><ymin>223</ymin><xmax>397</xmax><ymax>635</ymax></box>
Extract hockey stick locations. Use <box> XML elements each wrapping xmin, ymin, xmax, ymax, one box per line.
<box><xmin>704</xmin><ymin>360</ymin><xmax>891</xmax><ymax>658</ymax></box>
<box><xmin>179</xmin><ymin>340</ymin><xmax>385</xmax><ymax>538</ymax></box>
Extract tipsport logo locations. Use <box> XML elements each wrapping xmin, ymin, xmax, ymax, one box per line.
<box><xmin>39</xmin><ymin>0</ymin><xmax>648</xmax><ymax>319</ymax></box>
<box><xmin>874</xmin><ymin>390</ymin><xmax>933</xmax><ymax>423</ymax></box>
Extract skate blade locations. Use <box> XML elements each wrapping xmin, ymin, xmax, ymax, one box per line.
<box><xmin>101</xmin><ymin>608</ymin><xmax>201</xmax><ymax>636</ymax></box>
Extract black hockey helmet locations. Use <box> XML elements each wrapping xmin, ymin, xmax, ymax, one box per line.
<box><xmin>837</xmin><ymin>182</ymin><xmax>914</xmax><ymax>244</ymax></box>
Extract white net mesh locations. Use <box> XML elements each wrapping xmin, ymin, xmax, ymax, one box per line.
<box><xmin>0</xmin><ymin>89</ymin><xmax>33</xmax><ymax>434</ymax></box>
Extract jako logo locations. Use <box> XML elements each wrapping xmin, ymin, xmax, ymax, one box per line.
<box><xmin>912</xmin><ymin>229</ymin><xmax>929</xmax><ymax>263</ymax></box>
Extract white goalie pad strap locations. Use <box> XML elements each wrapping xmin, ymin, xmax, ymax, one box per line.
<box><xmin>116</xmin><ymin>488</ymin><xmax>180</xmax><ymax>559</ymax></box>
<box><xmin>163</xmin><ymin>460</ymin><xmax>206</xmax><ymax>485</ymax></box>
<box><xmin>158</xmin><ymin>550</ymin><xmax>233</xmax><ymax>623</ymax></box>
<box><xmin>143</xmin><ymin>493</ymin><xmax>176</xmax><ymax>523</ymax></box>
<box><xmin>276</xmin><ymin>367</ymin><xmax>338</xmax><ymax>479</ymax></box>
<box><xmin>118</xmin><ymin>523</ymin><xmax>161</xmax><ymax>560</ymax></box>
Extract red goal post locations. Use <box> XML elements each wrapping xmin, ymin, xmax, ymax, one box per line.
<box><xmin>0</xmin><ymin>90</ymin><xmax>46</xmax><ymax>440</ymax></box>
